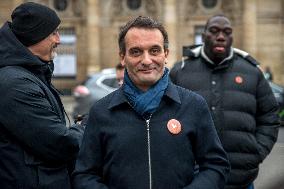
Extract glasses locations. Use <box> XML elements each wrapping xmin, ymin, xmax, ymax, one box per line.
<box><xmin>51</xmin><ymin>28</ymin><xmax>60</xmax><ymax>36</ymax></box>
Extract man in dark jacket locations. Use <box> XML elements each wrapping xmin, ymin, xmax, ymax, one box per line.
<box><xmin>170</xmin><ymin>14</ymin><xmax>279</xmax><ymax>189</ymax></box>
<box><xmin>72</xmin><ymin>16</ymin><xmax>230</xmax><ymax>189</ymax></box>
<box><xmin>0</xmin><ymin>2</ymin><xmax>84</xmax><ymax>189</ymax></box>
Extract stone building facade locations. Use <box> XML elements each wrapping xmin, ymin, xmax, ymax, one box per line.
<box><xmin>0</xmin><ymin>0</ymin><xmax>283</xmax><ymax>92</ymax></box>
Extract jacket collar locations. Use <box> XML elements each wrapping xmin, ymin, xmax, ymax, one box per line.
<box><xmin>0</xmin><ymin>22</ymin><xmax>45</xmax><ymax>68</ymax></box>
<box><xmin>108</xmin><ymin>81</ymin><xmax>181</xmax><ymax>110</ymax></box>
<box><xmin>201</xmin><ymin>45</ymin><xmax>234</xmax><ymax>65</ymax></box>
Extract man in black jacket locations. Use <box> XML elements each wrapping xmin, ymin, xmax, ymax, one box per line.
<box><xmin>170</xmin><ymin>14</ymin><xmax>279</xmax><ymax>189</ymax></box>
<box><xmin>72</xmin><ymin>16</ymin><xmax>230</xmax><ymax>189</ymax></box>
<box><xmin>0</xmin><ymin>2</ymin><xmax>84</xmax><ymax>189</ymax></box>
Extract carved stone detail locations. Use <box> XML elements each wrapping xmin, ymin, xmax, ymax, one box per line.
<box><xmin>222</xmin><ymin>0</ymin><xmax>243</xmax><ymax>24</ymax></box>
<box><xmin>72</xmin><ymin>0</ymin><xmax>84</xmax><ymax>17</ymax></box>
<box><xmin>184</xmin><ymin>0</ymin><xmax>198</xmax><ymax>21</ymax></box>
<box><xmin>145</xmin><ymin>0</ymin><xmax>158</xmax><ymax>16</ymax></box>
<box><xmin>106</xmin><ymin>0</ymin><xmax>161</xmax><ymax>23</ymax></box>
<box><xmin>112</xmin><ymin>0</ymin><xmax>124</xmax><ymax>17</ymax></box>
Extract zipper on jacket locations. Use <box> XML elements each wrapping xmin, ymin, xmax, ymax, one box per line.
<box><xmin>145</xmin><ymin>117</ymin><xmax>152</xmax><ymax>189</ymax></box>
<box><xmin>126</xmin><ymin>102</ymin><xmax>153</xmax><ymax>189</ymax></box>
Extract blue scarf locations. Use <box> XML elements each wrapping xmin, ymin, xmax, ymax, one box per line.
<box><xmin>123</xmin><ymin>68</ymin><xmax>169</xmax><ymax>118</ymax></box>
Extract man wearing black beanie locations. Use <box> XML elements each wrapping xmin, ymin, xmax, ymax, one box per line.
<box><xmin>11</xmin><ymin>2</ymin><xmax>61</xmax><ymax>47</ymax></box>
<box><xmin>0</xmin><ymin>2</ymin><xmax>84</xmax><ymax>189</ymax></box>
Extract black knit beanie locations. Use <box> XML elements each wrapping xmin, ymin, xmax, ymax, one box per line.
<box><xmin>11</xmin><ymin>2</ymin><xmax>61</xmax><ymax>47</ymax></box>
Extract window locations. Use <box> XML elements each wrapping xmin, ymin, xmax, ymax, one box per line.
<box><xmin>54</xmin><ymin>0</ymin><xmax>68</xmax><ymax>11</ymax></box>
<box><xmin>53</xmin><ymin>28</ymin><xmax>77</xmax><ymax>77</ymax></box>
<box><xmin>194</xmin><ymin>26</ymin><xmax>205</xmax><ymax>45</ymax></box>
<box><xmin>127</xmin><ymin>0</ymin><xmax>141</xmax><ymax>10</ymax></box>
<box><xmin>102</xmin><ymin>78</ymin><xmax>118</xmax><ymax>88</ymax></box>
<box><xmin>202</xmin><ymin>0</ymin><xmax>218</xmax><ymax>8</ymax></box>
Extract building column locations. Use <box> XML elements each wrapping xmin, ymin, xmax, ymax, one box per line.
<box><xmin>164</xmin><ymin>0</ymin><xmax>177</xmax><ymax>67</ymax></box>
<box><xmin>86</xmin><ymin>0</ymin><xmax>100</xmax><ymax>74</ymax></box>
<box><xmin>13</xmin><ymin>0</ymin><xmax>22</xmax><ymax>7</ymax></box>
<box><xmin>242</xmin><ymin>0</ymin><xmax>257</xmax><ymax>57</ymax></box>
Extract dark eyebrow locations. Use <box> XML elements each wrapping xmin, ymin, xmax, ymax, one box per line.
<box><xmin>151</xmin><ymin>45</ymin><xmax>162</xmax><ymax>48</ymax></box>
<box><xmin>208</xmin><ymin>25</ymin><xmax>232</xmax><ymax>30</ymax></box>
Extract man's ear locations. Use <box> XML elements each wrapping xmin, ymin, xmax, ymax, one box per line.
<box><xmin>164</xmin><ymin>49</ymin><xmax>169</xmax><ymax>65</ymax></box>
<box><xmin>119</xmin><ymin>52</ymin><xmax>125</xmax><ymax>66</ymax></box>
<box><xmin>164</xmin><ymin>49</ymin><xmax>169</xmax><ymax>58</ymax></box>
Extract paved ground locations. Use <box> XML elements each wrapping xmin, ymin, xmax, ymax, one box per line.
<box><xmin>255</xmin><ymin>128</ymin><xmax>284</xmax><ymax>189</ymax></box>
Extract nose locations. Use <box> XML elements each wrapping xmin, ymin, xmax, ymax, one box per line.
<box><xmin>51</xmin><ymin>30</ymin><xmax>61</xmax><ymax>44</ymax></box>
<box><xmin>142</xmin><ymin>52</ymin><xmax>152</xmax><ymax>65</ymax></box>
<box><xmin>216</xmin><ymin>32</ymin><xmax>225</xmax><ymax>41</ymax></box>
<box><xmin>55</xmin><ymin>32</ymin><xmax>61</xmax><ymax>44</ymax></box>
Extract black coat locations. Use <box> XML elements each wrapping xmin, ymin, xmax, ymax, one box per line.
<box><xmin>0</xmin><ymin>22</ymin><xmax>84</xmax><ymax>189</ymax></box>
<box><xmin>72</xmin><ymin>83</ymin><xmax>230</xmax><ymax>189</ymax></box>
<box><xmin>170</xmin><ymin>46</ymin><xmax>279</xmax><ymax>189</ymax></box>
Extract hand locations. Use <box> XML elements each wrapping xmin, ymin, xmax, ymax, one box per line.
<box><xmin>74</xmin><ymin>114</ymin><xmax>86</xmax><ymax>125</ymax></box>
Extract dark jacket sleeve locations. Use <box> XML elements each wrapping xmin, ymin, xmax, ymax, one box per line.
<box><xmin>0</xmin><ymin>75</ymin><xmax>84</xmax><ymax>163</ymax></box>
<box><xmin>255</xmin><ymin>71</ymin><xmax>279</xmax><ymax>161</ymax></box>
<box><xmin>183</xmin><ymin>96</ymin><xmax>230</xmax><ymax>189</ymax></box>
<box><xmin>72</xmin><ymin>108</ymin><xmax>109</xmax><ymax>189</ymax></box>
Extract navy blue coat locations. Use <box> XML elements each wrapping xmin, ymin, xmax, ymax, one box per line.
<box><xmin>72</xmin><ymin>82</ymin><xmax>230</xmax><ymax>189</ymax></box>
<box><xmin>0</xmin><ymin>22</ymin><xmax>84</xmax><ymax>189</ymax></box>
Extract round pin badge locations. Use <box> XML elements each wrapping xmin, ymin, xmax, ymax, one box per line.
<box><xmin>167</xmin><ymin>119</ymin><xmax>181</xmax><ymax>135</ymax></box>
<box><xmin>235</xmin><ymin>76</ymin><xmax>243</xmax><ymax>84</ymax></box>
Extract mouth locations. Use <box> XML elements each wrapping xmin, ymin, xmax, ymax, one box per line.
<box><xmin>139</xmin><ymin>68</ymin><xmax>155</xmax><ymax>74</ymax></box>
<box><xmin>140</xmin><ymin>69</ymin><xmax>153</xmax><ymax>74</ymax></box>
<box><xmin>213</xmin><ymin>45</ymin><xmax>226</xmax><ymax>53</ymax></box>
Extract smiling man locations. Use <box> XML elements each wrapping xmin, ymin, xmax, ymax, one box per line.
<box><xmin>72</xmin><ymin>16</ymin><xmax>230</xmax><ymax>189</ymax></box>
<box><xmin>170</xmin><ymin>14</ymin><xmax>280</xmax><ymax>189</ymax></box>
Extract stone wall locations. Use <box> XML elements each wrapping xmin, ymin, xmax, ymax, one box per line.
<box><xmin>1</xmin><ymin>0</ymin><xmax>283</xmax><ymax>91</ymax></box>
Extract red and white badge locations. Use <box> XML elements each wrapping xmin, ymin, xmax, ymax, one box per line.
<box><xmin>167</xmin><ymin>119</ymin><xmax>182</xmax><ymax>135</ymax></box>
<box><xmin>235</xmin><ymin>76</ymin><xmax>243</xmax><ymax>84</ymax></box>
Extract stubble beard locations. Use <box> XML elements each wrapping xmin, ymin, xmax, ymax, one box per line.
<box><xmin>50</xmin><ymin>50</ymin><xmax>57</xmax><ymax>61</ymax></box>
